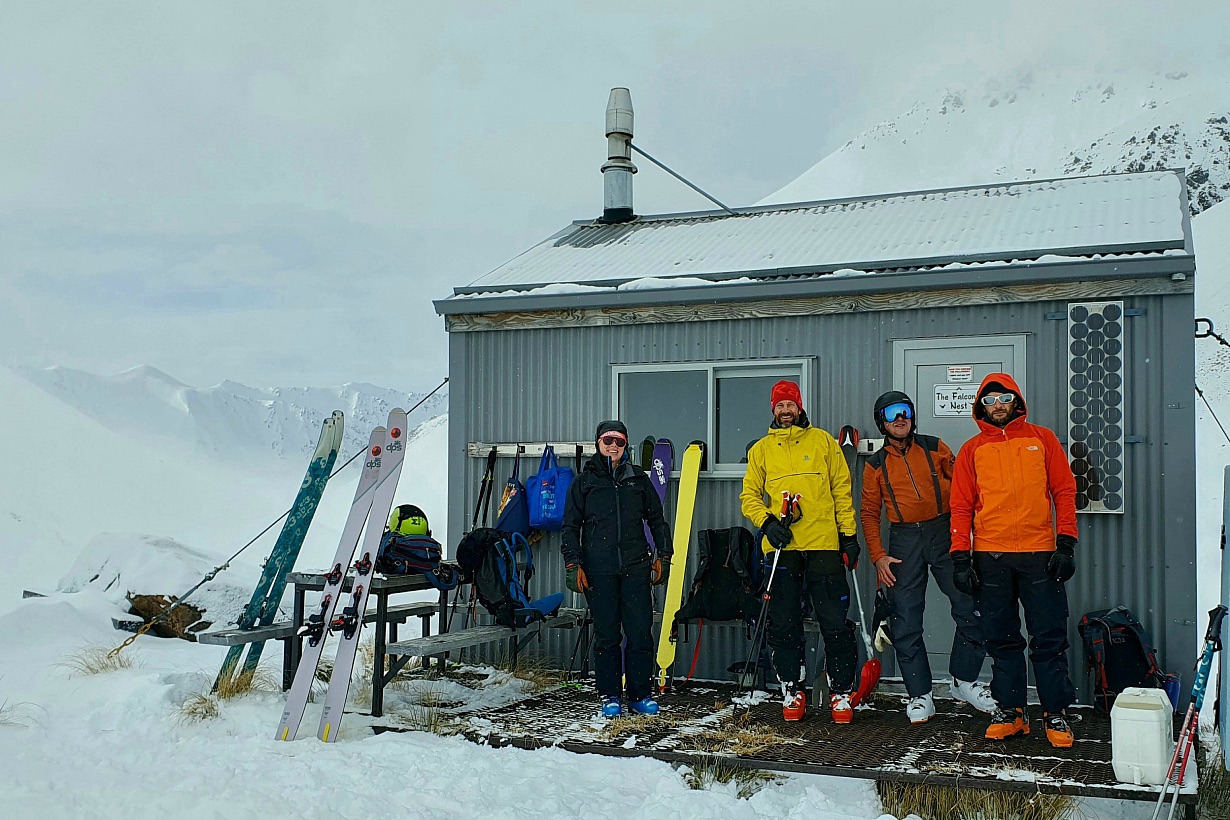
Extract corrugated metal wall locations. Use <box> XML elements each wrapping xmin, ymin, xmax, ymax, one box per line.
<box><xmin>444</xmin><ymin>292</ymin><xmax>1197</xmax><ymax>697</ymax></box>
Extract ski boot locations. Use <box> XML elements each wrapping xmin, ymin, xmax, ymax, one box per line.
<box><xmin>782</xmin><ymin>682</ymin><xmax>806</xmax><ymax>721</ymax></box>
<box><xmin>905</xmin><ymin>693</ymin><xmax>935</xmax><ymax>724</ymax></box>
<box><xmin>601</xmin><ymin>696</ymin><xmax>623</xmax><ymax>719</ymax></box>
<box><xmin>985</xmin><ymin>707</ymin><xmax>1029</xmax><ymax>740</ymax></box>
<box><xmin>830</xmin><ymin>692</ymin><xmax>854</xmax><ymax>724</ymax></box>
<box><xmin>628</xmin><ymin>696</ymin><xmax>660</xmax><ymax>716</ymax></box>
<box><xmin>1043</xmin><ymin>712</ymin><xmax>1074</xmax><ymax>748</ymax></box>
<box><xmin>951</xmin><ymin>679</ymin><xmax>996</xmax><ymax>713</ymax></box>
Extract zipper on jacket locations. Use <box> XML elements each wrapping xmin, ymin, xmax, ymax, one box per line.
<box><xmin>611</xmin><ymin>462</ymin><xmax>623</xmax><ymax>566</ymax></box>
<box><xmin>899</xmin><ymin>443</ymin><xmax>923</xmax><ymax>500</ymax></box>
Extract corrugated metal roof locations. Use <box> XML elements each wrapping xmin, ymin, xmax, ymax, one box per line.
<box><xmin>461</xmin><ymin>171</ymin><xmax>1187</xmax><ymax>293</ymax></box>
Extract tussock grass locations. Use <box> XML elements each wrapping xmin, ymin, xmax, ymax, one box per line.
<box><xmin>214</xmin><ymin>666</ymin><xmax>279</xmax><ymax>700</ymax></box>
<box><xmin>1199</xmin><ymin>735</ymin><xmax>1230</xmax><ymax>820</ymax></box>
<box><xmin>687</xmin><ymin>712</ymin><xmax>801</xmax><ymax>756</ymax></box>
<box><xmin>680</xmin><ymin>757</ymin><xmax>779</xmax><ymax>799</ymax></box>
<box><xmin>390</xmin><ymin>680</ymin><xmax>461</xmax><ymax>736</ymax></box>
<box><xmin>876</xmin><ymin>780</ymin><xmax>1077</xmax><ymax>820</ymax></box>
<box><xmin>597</xmin><ymin>710</ymin><xmax>690</xmax><ymax>740</ymax></box>
<box><xmin>178</xmin><ymin>692</ymin><xmax>221</xmax><ymax>723</ymax></box>
<box><xmin>499</xmin><ymin>653</ymin><xmax>568</xmax><ymax>692</ymax></box>
<box><xmin>61</xmin><ymin>646</ymin><xmax>137</xmax><ymax>676</ymax></box>
<box><xmin>0</xmin><ymin>699</ymin><xmax>31</xmax><ymax>728</ymax></box>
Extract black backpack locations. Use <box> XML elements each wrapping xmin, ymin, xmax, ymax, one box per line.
<box><xmin>376</xmin><ymin>532</ymin><xmax>459</xmax><ymax>591</ymax></box>
<box><xmin>1078</xmin><ymin>606</ymin><xmax>1165</xmax><ymax>714</ymax></box>
<box><xmin>675</xmin><ymin>527</ymin><xmax>761</xmax><ymax>626</ymax></box>
<box><xmin>455</xmin><ymin>528</ymin><xmax>558</xmax><ymax>628</ymax></box>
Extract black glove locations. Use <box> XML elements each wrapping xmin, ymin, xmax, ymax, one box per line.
<box><xmin>838</xmin><ymin>533</ymin><xmax>861</xmax><ymax>571</ymax></box>
<box><xmin>951</xmin><ymin>550</ymin><xmax>979</xmax><ymax>595</ymax></box>
<box><xmin>1048</xmin><ymin>534</ymin><xmax>1077</xmax><ymax>583</ymax></box>
<box><xmin>651</xmin><ymin>557</ymin><xmax>671</xmax><ymax>587</ymax></box>
<box><xmin>762</xmin><ymin>515</ymin><xmax>792</xmax><ymax>550</ymax></box>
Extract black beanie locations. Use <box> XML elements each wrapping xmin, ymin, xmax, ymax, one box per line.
<box><xmin>595</xmin><ymin>420</ymin><xmax>628</xmax><ymax>443</ymax></box>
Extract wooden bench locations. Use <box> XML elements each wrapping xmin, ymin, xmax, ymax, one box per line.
<box><xmin>377</xmin><ymin>608</ymin><xmax>586</xmax><ymax>714</ymax></box>
<box><xmin>198</xmin><ymin>601</ymin><xmax>438</xmax><ymax>691</ymax></box>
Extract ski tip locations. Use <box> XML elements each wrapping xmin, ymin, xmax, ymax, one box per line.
<box><xmin>838</xmin><ymin>426</ymin><xmax>859</xmax><ymax>448</ymax></box>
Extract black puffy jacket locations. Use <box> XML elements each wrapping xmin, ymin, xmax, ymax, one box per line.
<box><xmin>561</xmin><ymin>452</ymin><xmax>672</xmax><ymax>575</ymax></box>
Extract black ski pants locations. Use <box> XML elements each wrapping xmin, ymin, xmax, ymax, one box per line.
<box><xmin>585</xmin><ymin>566</ymin><xmax>654</xmax><ymax>701</ymax></box>
<box><xmin>974</xmin><ymin>551</ymin><xmax>1075</xmax><ymax>714</ymax></box>
<box><xmin>886</xmin><ymin>514</ymin><xmax>986</xmax><ymax>697</ymax></box>
<box><xmin>766</xmin><ymin>549</ymin><xmax>857</xmax><ymax>694</ymax></box>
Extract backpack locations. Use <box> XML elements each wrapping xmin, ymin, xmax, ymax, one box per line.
<box><xmin>454</xmin><ymin>528</ymin><xmax>561</xmax><ymax>628</ymax></box>
<box><xmin>526</xmin><ymin>445</ymin><xmax>574</xmax><ymax>531</ymax></box>
<box><xmin>1078</xmin><ymin>606</ymin><xmax>1165</xmax><ymax>714</ymax></box>
<box><xmin>376</xmin><ymin>532</ymin><xmax>459</xmax><ymax>591</ymax></box>
<box><xmin>674</xmin><ymin>527</ymin><xmax>761</xmax><ymax>625</ymax></box>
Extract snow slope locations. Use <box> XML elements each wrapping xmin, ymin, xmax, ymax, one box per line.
<box><xmin>13</xmin><ymin>363</ymin><xmax>448</xmax><ymax>469</ymax></box>
<box><xmin>765</xmin><ymin>68</ymin><xmax>1230</xmax><ymax>213</ymax></box>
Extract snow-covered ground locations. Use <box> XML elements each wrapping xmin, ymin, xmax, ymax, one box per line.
<box><xmin>4</xmin><ymin>64</ymin><xmax>1230</xmax><ymax>820</ymax></box>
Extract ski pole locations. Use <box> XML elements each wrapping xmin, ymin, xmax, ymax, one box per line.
<box><xmin>737</xmin><ymin>492</ymin><xmax>799</xmax><ymax>707</ymax></box>
<box><xmin>1150</xmin><ymin>604</ymin><xmax>1226</xmax><ymax>820</ymax></box>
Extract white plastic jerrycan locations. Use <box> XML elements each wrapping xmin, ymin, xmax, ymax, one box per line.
<box><xmin>1111</xmin><ymin>687</ymin><xmax>1175</xmax><ymax>785</ymax></box>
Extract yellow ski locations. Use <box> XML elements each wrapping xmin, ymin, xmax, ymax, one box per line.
<box><xmin>656</xmin><ymin>442</ymin><xmax>704</xmax><ymax>691</ymax></box>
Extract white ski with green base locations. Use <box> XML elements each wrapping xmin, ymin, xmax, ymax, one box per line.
<box><xmin>656</xmin><ymin>441</ymin><xmax>704</xmax><ymax>692</ymax></box>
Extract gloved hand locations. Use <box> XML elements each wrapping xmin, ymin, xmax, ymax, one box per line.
<box><xmin>951</xmin><ymin>550</ymin><xmax>979</xmax><ymax>595</ymax></box>
<box><xmin>651</xmin><ymin>557</ymin><xmax>671</xmax><ymax>587</ymax></box>
<box><xmin>1048</xmin><ymin>534</ymin><xmax>1077</xmax><ymax>583</ymax></box>
<box><xmin>838</xmin><ymin>533</ymin><xmax>861</xmax><ymax>571</ymax></box>
<box><xmin>762</xmin><ymin>515</ymin><xmax>792</xmax><ymax>550</ymax></box>
<box><xmin>566</xmin><ymin>563</ymin><xmax>590</xmax><ymax>594</ymax></box>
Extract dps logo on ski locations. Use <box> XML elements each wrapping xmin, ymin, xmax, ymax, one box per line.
<box><xmin>387</xmin><ymin>428</ymin><xmax>404</xmax><ymax>451</ymax></box>
<box><xmin>366</xmin><ymin>444</ymin><xmax>382</xmax><ymax>470</ymax></box>
<box><xmin>653</xmin><ymin>458</ymin><xmax>666</xmax><ymax>483</ymax></box>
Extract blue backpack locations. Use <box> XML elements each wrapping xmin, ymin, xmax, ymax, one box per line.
<box><xmin>527</xmin><ymin>445</ymin><xmax>574</xmax><ymax>531</ymax></box>
<box><xmin>458</xmin><ymin>529</ymin><xmax>562</xmax><ymax>628</ymax></box>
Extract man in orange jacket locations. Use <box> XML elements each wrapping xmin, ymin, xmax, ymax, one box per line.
<box><xmin>861</xmin><ymin>391</ymin><xmax>993</xmax><ymax>725</ymax></box>
<box><xmin>949</xmin><ymin>373</ymin><xmax>1079</xmax><ymax>748</ymax></box>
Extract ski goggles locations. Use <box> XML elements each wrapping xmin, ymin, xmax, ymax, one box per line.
<box><xmin>599</xmin><ymin>434</ymin><xmax>627</xmax><ymax>447</ymax></box>
<box><xmin>880</xmin><ymin>402</ymin><xmax>913</xmax><ymax>423</ymax></box>
<box><xmin>980</xmin><ymin>393</ymin><xmax>1016</xmax><ymax>406</ymax></box>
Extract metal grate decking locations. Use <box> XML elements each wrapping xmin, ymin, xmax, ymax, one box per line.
<box><xmin>379</xmin><ymin>680</ymin><xmax>1197</xmax><ymax>808</ymax></box>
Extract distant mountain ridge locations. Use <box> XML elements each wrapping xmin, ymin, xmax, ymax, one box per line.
<box><xmin>13</xmin><ymin>364</ymin><xmax>447</xmax><ymax>468</ymax></box>
<box><xmin>765</xmin><ymin>68</ymin><xmax>1230</xmax><ymax>214</ymax></box>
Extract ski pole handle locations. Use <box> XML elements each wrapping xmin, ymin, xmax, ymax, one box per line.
<box><xmin>1204</xmin><ymin>604</ymin><xmax>1227</xmax><ymax>649</ymax></box>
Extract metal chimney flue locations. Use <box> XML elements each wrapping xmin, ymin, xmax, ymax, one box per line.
<box><xmin>600</xmin><ymin>88</ymin><xmax>636</xmax><ymax>224</ymax></box>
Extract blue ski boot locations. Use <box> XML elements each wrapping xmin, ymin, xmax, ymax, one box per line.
<box><xmin>601</xmin><ymin>696</ymin><xmax>623</xmax><ymax>718</ymax></box>
<box><xmin>628</xmin><ymin>696</ymin><xmax>660</xmax><ymax>716</ymax></box>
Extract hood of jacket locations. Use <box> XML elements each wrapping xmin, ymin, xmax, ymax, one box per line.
<box><xmin>972</xmin><ymin>371</ymin><xmax>1028</xmax><ymax>431</ymax></box>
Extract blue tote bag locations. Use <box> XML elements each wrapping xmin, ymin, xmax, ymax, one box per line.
<box><xmin>527</xmin><ymin>445</ymin><xmax>574</xmax><ymax>531</ymax></box>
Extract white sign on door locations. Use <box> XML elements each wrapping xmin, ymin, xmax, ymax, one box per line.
<box><xmin>935</xmin><ymin>384</ymin><xmax>977</xmax><ymax>417</ymax></box>
<box><xmin>947</xmin><ymin>365</ymin><xmax>973</xmax><ymax>383</ymax></box>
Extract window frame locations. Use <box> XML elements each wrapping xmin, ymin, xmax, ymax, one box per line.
<box><xmin>611</xmin><ymin>357</ymin><xmax>813</xmax><ymax>477</ymax></box>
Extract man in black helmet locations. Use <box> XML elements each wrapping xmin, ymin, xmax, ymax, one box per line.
<box><xmin>859</xmin><ymin>391</ymin><xmax>992</xmax><ymax>724</ymax></box>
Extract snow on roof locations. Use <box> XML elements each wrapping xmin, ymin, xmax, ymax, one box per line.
<box><xmin>459</xmin><ymin>171</ymin><xmax>1188</xmax><ymax>294</ymax></box>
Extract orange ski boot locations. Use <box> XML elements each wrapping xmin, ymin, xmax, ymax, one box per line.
<box><xmin>782</xmin><ymin>683</ymin><xmax>806</xmax><ymax>722</ymax></box>
<box><xmin>830</xmin><ymin>692</ymin><xmax>854</xmax><ymax>724</ymax></box>
<box><xmin>1043</xmin><ymin>712</ymin><xmax>1074</xmax><ymax>748</ymax></box>
<box><xmin>985</xmin><ymin>707</ymin><xmax>1029</xmax><ymax>740</ymax></box>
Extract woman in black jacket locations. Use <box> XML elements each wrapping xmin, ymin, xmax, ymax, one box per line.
<box><xmin>561</xmin><ymin>420</ymin><xmax>672</xmax><ymax>718</ymax></box>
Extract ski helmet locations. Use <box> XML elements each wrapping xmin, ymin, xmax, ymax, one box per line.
<box><xmin>388</xmin><ymin>504</ymin><xmax>430</xmax><ymax>536</ymax></box>
<box><xmin>873</xmin><ymin>391</ymin><xmax>916</xmax><ymax>436</ymax></box>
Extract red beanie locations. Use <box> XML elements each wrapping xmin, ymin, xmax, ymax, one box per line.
<box><xmin>770</xmin><ymin>380</ymin><xmax>803</xmax><ymax>410</ymax></box>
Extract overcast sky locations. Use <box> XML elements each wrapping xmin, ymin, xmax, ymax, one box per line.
<box><xmin>1</xmin><ymin>1</ymin><xmax>1224</xmax><ymax>392</ymax></box>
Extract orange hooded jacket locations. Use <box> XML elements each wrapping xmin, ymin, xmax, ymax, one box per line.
<box><xmin>948</xmin><ymin>373</ymin><xmax>1078</xmax><ymax>554</ymax></box>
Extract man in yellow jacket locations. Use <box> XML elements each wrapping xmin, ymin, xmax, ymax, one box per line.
<box><xmin>740</xmin><ymin>380</ymin><xmax>861</xmax><ymax>724</ymax></box>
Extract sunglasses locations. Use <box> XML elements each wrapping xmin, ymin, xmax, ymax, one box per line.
<box><xmin>599</xmin><ymin>435</ymin><xmax>627</xmax><ymax>447</ymax></box>
<box><xmin>880</xmin><ymin>402</ymin><xmax>913</xmax><ymax>422</ymax></box>
<box><xmin>980</xmin><ymin>393</ymin><xmax>1016</xmax><ymax>406</ymax></box>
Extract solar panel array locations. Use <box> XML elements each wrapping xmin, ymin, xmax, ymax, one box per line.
<box><xmin>1068</xmin><ymin>301</ymin><xmax>1126</xmax><ymax>513</ymax></box>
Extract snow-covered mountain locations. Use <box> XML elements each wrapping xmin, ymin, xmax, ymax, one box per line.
<box><xmin>12</xmin><ymin>364</ymin><xmax>447</xmax><ymax>469</ymax></box>
<box><xmin>765</xmin><ymin>67</ymin><xmax>1230</xmax><ymax>213</ymax></box>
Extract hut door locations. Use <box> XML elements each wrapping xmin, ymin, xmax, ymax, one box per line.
<box><xmin>892</xmin><ymin>335</ymin><xmax>1027</xmax><ymax>686</ymax></box>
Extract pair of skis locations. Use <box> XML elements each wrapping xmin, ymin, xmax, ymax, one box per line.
<box><xmin>215</xmin><ymin>412</ymin><xmax>344</xmax><ymax>694</ymax></box>
<box><xmin>275</xmin><ymin>408</ymin><xmax>409</xmax><ymax>742</ymax></box>
<box><xmin>838</xmin><ymin>424</ymin><xmax>882</xmax><ymax>707</ymax></box>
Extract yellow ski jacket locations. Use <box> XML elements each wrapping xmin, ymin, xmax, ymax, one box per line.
<box><xmin>740</xmin><ymin>423</ymin><xmax>857</xmax><ymax>553</ymax></box>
